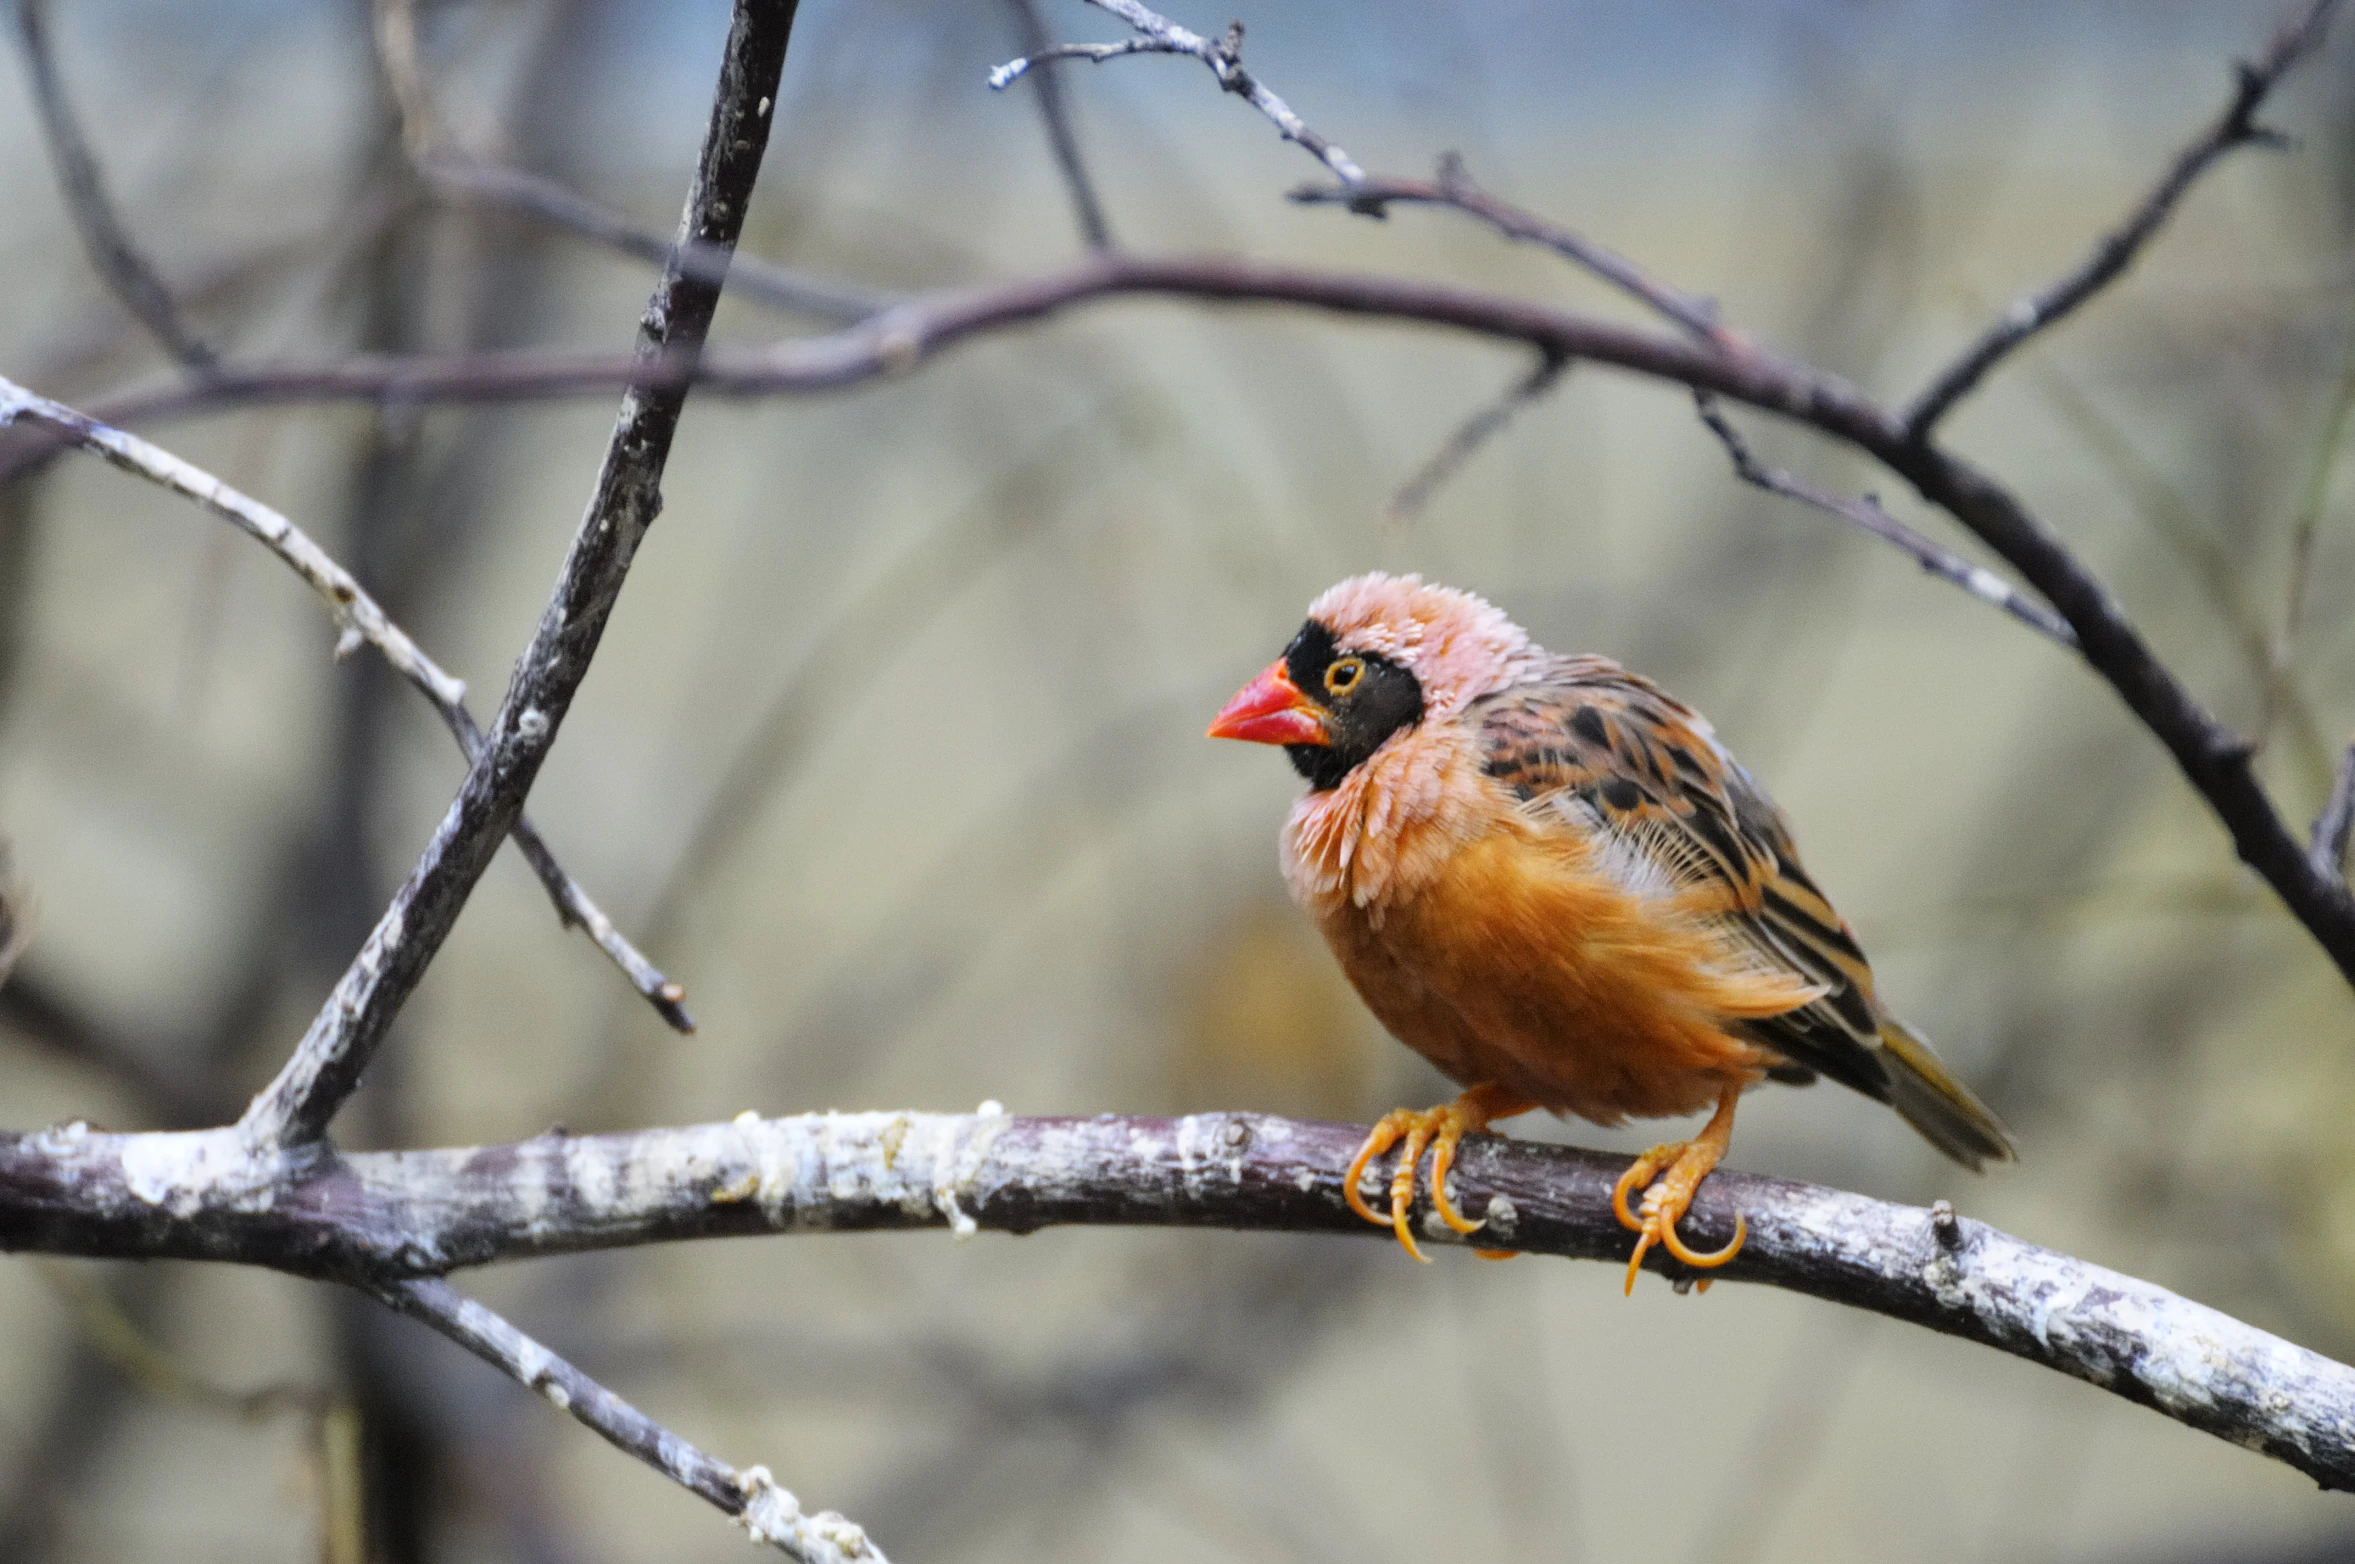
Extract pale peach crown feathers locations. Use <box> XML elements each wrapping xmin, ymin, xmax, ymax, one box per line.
<box><xmin>1304</xmin><ymin>572</ymin><xmax>1552</xmax><ymax>719</ymax></box>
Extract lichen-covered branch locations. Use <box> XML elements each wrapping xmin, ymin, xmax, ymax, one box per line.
<box><xmin>1901</xmin><ymin>0</ymin><xmax>2345</xmax><ymax>437</ymax></box>
<box><xmin>4</xmin><ymin>1111</ymin><xmax>2352</xmax><ymax>1490</ymax></box>
<box><xmin>234</xmin><ymin>0</ymin><xmax>800</xmax><ymax>1149</ymax></box>
<box><xmin>0</xmin><ymin>375</ymin><xmax>691</xmax><ymax>1033</ymax></box>
<box><xmin>376</xmin><ymin>1277</ymin><xmax>882</xmax><ymax>1563</ymax></box>
<box><xmin>990</xmin><ymin>0</ymin><xmax>1367</xmax><ymax>188</ymax></box>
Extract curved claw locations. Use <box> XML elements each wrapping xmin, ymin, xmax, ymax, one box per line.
<box><xmin>1342</xmin><ymin>1088</ymin><xmax>1537</xmax><ymax>1263</ymax></box>
<box><xmin>1661</xmin><ymin>1209</ymin><xmax>1746</xmax><ymax>1269</ymax></box>
<box><xmin>1344</xmin><ymin>1113</ymin><xmax>1409</xmax><ymax>1230</ymax></box>
<box><xmin>1612</xmin><ymin>1148</ymin><xmax>1675</xmax><ymax>1232</ymax></box>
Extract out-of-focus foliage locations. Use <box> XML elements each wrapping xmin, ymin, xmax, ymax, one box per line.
<box><xmin>2</xmin><ymin>1</ymin><xmax>2354</xmax><ymax>1560</ymax></box>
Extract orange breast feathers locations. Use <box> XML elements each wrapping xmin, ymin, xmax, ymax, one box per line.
<box><xmin>1283</xmin><ymin>726</ymin><xmax>1817</xmax><ymax>1125</ymax></box>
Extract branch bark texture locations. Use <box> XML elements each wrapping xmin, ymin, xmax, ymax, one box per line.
<box><xmin>4</xmin><ymin>1111</ymin><xmax>2351</xmax><ymax>1490</ymax></box>
<box><xmin>236</xmin><ymin>0</ymin><xmax>801</xmax><ymax>1150</ymax></box>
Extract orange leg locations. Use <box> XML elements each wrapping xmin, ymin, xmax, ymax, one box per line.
<box><xmin>1611</xmin><ymin>1084</ymin><xmax>1747</xmax><ymax>1295</ymax></box>
<box><xmin>1344</xmin><ymin>1084</ymin><xmax>1536</xmax><ymax>1262</ymax></box>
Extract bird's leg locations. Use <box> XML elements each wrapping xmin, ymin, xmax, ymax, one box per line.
<box><xmin>1611</xmin><ymin>1084</ymin><xmax>1747</xmax><ymax>1295</ymax></box>
<box><xmin>1344</xmin><ymin>1084</ymin><xmax>1536</xmax><ymax>1262</ymax></box>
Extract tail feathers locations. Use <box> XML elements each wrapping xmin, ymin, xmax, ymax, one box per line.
<box><xmin>1878</xmin><ymin>1017</ymin><xmax>2016</xmax><ymax>1171</ymax></box>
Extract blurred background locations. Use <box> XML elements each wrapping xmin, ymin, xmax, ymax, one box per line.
<box><xmin>3</xmin><ymin>0</ymin><xmax>2355</xmax><ymax>1559</ymax></box>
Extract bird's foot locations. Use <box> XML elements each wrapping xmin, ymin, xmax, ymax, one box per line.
<box><xmin>1611</xmin><ymin>1086</ymin><xmax>1746</xmax><ymax>1295</ymax></box>
<box><xmin>1345</xmin><ymin>1085</ymin><xmax>1534</xmax><ymax>1262</ymax></box>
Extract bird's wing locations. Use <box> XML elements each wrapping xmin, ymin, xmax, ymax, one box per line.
<box><xmin>1472</xmin><ymin>656</ymin><xmax>1893</xmax><ymax>1099</ymax></box>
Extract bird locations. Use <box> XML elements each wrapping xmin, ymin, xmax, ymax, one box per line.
<box><xmin>1206</xmin><ymin>572</ymin><xmax>2014</xmax><ymax>1290</ymax></box>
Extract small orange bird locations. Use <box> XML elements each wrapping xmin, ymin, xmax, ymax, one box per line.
<box><xmin>1207</xmin><ymin>573</ymin><xmax>2014</xmax><ymax>1288</ymax></box>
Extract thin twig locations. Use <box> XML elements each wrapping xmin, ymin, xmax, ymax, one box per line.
<box><xmin>12</xmin><ymin>0</ymin><xmax>217</xmax><ymax>369</ymax></box>
<box><xmin>1294</xmin><ymin>155</ymin><xmax>1739</xmax><ymax>350</ymax></box>
<box><xmin>236</xmin><ymin>0</ymin><xmax>799</xmax><ymax>1150</ymax></box>
<box><xmin>11</xmin><ymin>1111</ymin><xmax>2355</xmax><ymax>1492</ymax></box>
<box><xmin>1695</xmin><ymin>394</ymin><xmax>2075</xmax><ymax>646</ymax></box>
<box><xmin>0</xmin><ymin>376</ymin><xmax>693</xmax><ymax>1033</ymax></box>
<box><xmin>987</xmin><ymin>35</ymin><xmax>1179</xmax><ymax>85</ymax></box>
<box><xmin>422</xmin><ymin>156</ymin><xmax>889</xmax><ymax>325</ymax></box>
<box><xmin>1903</xmin><ymin>0</ymin><xmax>2346</xmax><ymax>438</ymax></box>
<box><xmin>15</xmin><ymin>246</ymin><xmax>2355</xmax><ymax>985</ymax></box>
<box><xmin>990</xmin><ymin>0</ymin><xmax>1366</xmax><ymax>189</ymax></box>
<box><xmin>1001</xmin><ymin>0</ymin><xmax>1116</xmax><ymax>249</ymax></box>
<box><xmin>2267</xmin><ymin>312</ymin><xmax>2355</xmax><ymax>747</ymax></box>
<box><xmin>1383</xmin><ymin>352</ymin><xmax>1567</xmax><ymax>529</ymax></box>
<box><xmin>374</xmin><ymin>1278</ymin><xmax>882</xmax><ymax>1562</ymax></box>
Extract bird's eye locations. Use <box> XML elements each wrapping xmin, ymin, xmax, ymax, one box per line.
<box><xmin>1324</xmin><ymin>656</ymin><xmax>1366</xmax><ymax>697</ymax></box>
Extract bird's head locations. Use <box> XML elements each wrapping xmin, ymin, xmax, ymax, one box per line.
<box><xmin>1207</xmin><ymin>573</ymin><xmax>1544</xmax><ymax>791</ymax></box>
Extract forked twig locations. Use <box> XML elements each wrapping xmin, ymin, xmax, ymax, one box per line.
<box><xmin>1903</xmin><ymin>0</ymin><xmax>2346</xmax><ymax>437</ymax></box>
<box><xmin>377</xmin><ymin>1278</ymin><xmax>882</xmax><ymax>1563</ymax></box>
<box><xmin>1695</xmin><ymin>393</ymin><xmax>2075</xmax><ymax>647</ymax></box>
<box><xmin>0</xmin><ymin>376</ymin><xmax>694</xmax><ymax>1032</ymax></box>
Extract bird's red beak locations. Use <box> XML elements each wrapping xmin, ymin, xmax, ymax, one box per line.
<box><xmin>1207</xmin><ymin>659</ymin><xmax>1329</xmax><ymax>747</ymax></box>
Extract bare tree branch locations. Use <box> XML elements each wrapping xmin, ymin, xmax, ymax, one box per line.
<box><xmin>1001</xmin><ymin>0</ymin><xmax>1116</xmax><ymax>249</ymax></box>
<box><xmin>2316</xmin><ymin>741</ymin><xmax>2355</xmax><ymax>880</ymax></box>
<box><xmin>991</xmin><ymin>0</ymin><xmax>1367</xmax><ymax>189</ymax></box>
<box><xmin>6</xmin><ymin>1111</ymin><xmax>2354</xmax><ymax>1492</ymax></box>
<box><xmin>1694</xmin><ymin>392</ymin><xmax>2077</xmax><ymax>647</ymax></box>
<box><xmin>1902</xmin><ymin>0</ymin><xmax>2345</xmax><ymax>438</ymax></box>
<box><xmin>1293</xmin><ymin>155</ymin><xmax>1738</xmax><ymax>349</ymax></box>
<box><xmin>11</xmin><ymin>0</ymin><xmax>218</xmax><ymax>370</ymax></box>
<box><xmin>14</xmin><ymin>246</ymin><xmax>2354</xmax><ymax>985</ymax></box>
<box><xmin>0</xmin><ymin>375</ymin><xmax>693</xmax><ymax>1034</ymax></box>
<box><xmin>374</xmin><ymin>1277</ymin><xmax>883</xmax><ymax>1562</ymax></box>
<box><xmin>1382</xmin><ymin>351</ymin><xmax>1566</xmax><ymax>528</ymax></box>
<box><xmin>422</xmin><ymin>156</ymin><xmax>890</xmax><ymax>325</ymax></box>
<box><xmin>234</xmin><ymin>0</ymin><xmax>802</xmax><ymax>1151</ymax></box>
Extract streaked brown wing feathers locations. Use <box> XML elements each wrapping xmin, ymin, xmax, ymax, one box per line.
<box><xmin>1474</xmin><ymin>656</ymin><xmax>1893</xmax><ymax>1098</ymax></box>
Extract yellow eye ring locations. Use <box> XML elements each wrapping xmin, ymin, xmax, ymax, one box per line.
<box><xmin>1324</xmin><ymin>656</ymin><xmax>1366</xmax><ymax>697</ymax></box>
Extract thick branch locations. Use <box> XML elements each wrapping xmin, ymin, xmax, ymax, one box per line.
<box><xmin>0</xmin><ymin>375</ymin><xmax>691</xmax><ymax>1033</ymax></box>
<box><xmin>1903</xmin><ymin>0</ymin><xmax>2344</xmax><ymax>437</ymax></box>
<box><xmin>5</xmin><ymin>1111</ymin><xmax>2353</xmax><ymax>1489</ymax></box>
<box><xmin>235</xmin><ymin>0</ymin><xmax>800</xmax><ymax>1149</ymax></box>
<box><xmin>376</xmin><ymin>1277</ymin><xmax>882</xmax><ymax>1562</ymax></box>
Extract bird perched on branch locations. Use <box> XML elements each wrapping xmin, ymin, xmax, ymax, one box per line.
<box><xmin>1207</xmin><ymin>573</ymin><xmax>2013</xmax><ymax>1289</ymax></box>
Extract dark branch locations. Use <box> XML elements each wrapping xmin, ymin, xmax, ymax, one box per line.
<box><xmin>1694</xmin><ymin>393</ymin><xmax>2076</xmax><ymax>647</ymax></box>
<box><xmin>1293</xmin><ymin>155</ymin><xmax>1737</xmax><ymax>349</ymax></box>
<box><xmin>235</xmin><ymin>0</ymin><xmax>802</xmax><ymax>1150</ymax></box>
<box><xmin>375</xmin><ymin>1277</ymin><xmax>880</xmax><ymax>1561</ymax></box>
<box><xmin>13</xmin><ymin>0</ymin><xmax>217</xmax><ymax>369</ymax></box>
<box><xmin>1001</xmin><ymin>0</ymin><xmax>1117</xmax><ymax>248</ymax></box>
<box><xmin>1902</xmin><ymin>0</ymin><xmax>2345</xmax><ymax>438</ymax></box>
<box><xmin>17</xmin><ymin>247</ymin><xmax>2355</xmax><ymax>986</ymax></box>
<box><xmin>7</xmin><ymin>1111</ymin><xmax>2355</xmax><ymax>1492</ymax></box>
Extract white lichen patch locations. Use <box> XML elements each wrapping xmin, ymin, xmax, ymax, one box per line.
<box><xmin>119</xmin><ymin>1129</ymin><xmax>277</xmax><ymax>1217</ymax></box>
<box><xmin>735</xmin><ymin>1465</ymin><xmax>886</xmax><ymax>1562</ymax></box>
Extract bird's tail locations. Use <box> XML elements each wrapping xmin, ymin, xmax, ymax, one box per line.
<box><xmin>1878</xmin><ymin>1016</ymin><xmax>2016</xmax><ymax>1171</ymax></box>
